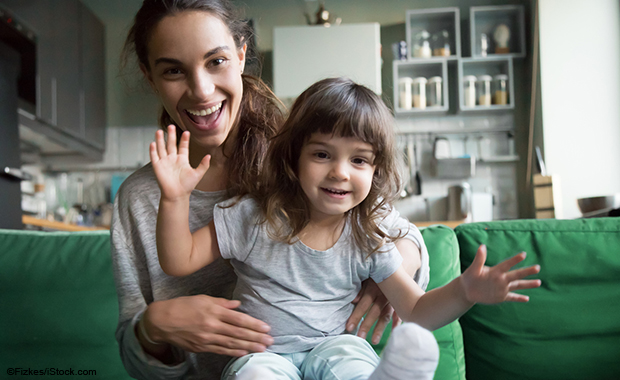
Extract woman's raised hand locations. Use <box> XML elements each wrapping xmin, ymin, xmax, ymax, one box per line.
<box><xmin>460</xmin><ymin>245</ymin><xmax>541</xmax><ymax>304</ymax></box>
<box><xmin>149</xmin><ymin>125</ymin><xmax>211</xmax><ymax>201</ymax></box>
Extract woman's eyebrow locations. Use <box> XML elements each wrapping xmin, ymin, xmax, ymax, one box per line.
<box><xmin>153</xmin><ymin>46</ymin><xmax>231</xmax><ymax>67</ymax></box>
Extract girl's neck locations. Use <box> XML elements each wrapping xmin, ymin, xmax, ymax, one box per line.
<box><xmin>298</xmin><ymin>213</ymin><xmax>347</xmax><ymax>251</ymax></box>
<box><xmin>189</xmin><ymin>139</ymin><xmax>228</xmax><ymax>192</ymax></box>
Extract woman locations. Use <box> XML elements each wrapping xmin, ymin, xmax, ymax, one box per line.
<box><xmin>111</xmin><ymin>1</ymin><xmax>428</xmax><ymax>379</ymax></box>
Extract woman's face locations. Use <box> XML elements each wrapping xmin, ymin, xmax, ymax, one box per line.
<box><xmin>143</xmin><ymin>11</ymin><xmax>246</xmax><ymax>150</ymax></box>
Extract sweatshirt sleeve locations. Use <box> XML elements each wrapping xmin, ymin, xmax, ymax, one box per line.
<box><xmin>110</xmin><ymin>185</ymin><xmax>190</xmax><ymax>380</ymax></box>
<box><xmin>380</xmin><ymin>207</ymin><xmax>430</xmax><ymax>291</ymax></box>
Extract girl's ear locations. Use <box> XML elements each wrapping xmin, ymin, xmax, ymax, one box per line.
<box><xmin>140</xmin><ymin>63</ymin><xmax>157</xmax><ymax>93</ymax></box>
<box><xmin>238</xmin><ymin>43</ymin><xmax>247</xmax><ymax>73</ymax></box>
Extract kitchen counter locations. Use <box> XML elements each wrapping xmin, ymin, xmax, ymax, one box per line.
<box><xmin>413</xmin><ymin>220</ymin><xmax>465</xmax><ymax>229</ymax></box>
<box><xmin>22</xmin><ymin>215</ymin><xmax>109</xmax><ymax>232</ymax></box>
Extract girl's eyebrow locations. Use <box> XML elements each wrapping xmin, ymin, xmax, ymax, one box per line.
<box><xmin>306</xmin><ymin>140</ymin><xmax>375</xmax><ymax>154</ymax></box>
<box><xmin>153</xmin><ymin>46</ymin><xmax>231</xmax><ymax>67</ymax></box>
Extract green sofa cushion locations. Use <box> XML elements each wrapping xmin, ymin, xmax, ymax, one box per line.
<box><xmin>0</xmin><ymin>230</ymin><xmax>131</xmax><ymax>379</ymax></box>
<box><xmin>455</xmin><ymin>218</ymin><xmax>620</xmax><ymax>380</ymax></box>
<box><xmin>368</xmin><ymin>224</ymin><xmax>466</xmax><ymax>380</ymax></box>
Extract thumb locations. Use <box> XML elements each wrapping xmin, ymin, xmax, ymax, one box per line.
<box><xmin>195</xmin><ymin>154</ymin><xmax>211</xmax><ymax>176</ymax></box>
<box><xmin>470</xmin><ymin>244</ymin><xmax>487</xmax><ymax>271</ymax></box>
<box><xmin>214</xmin><ymin>298</ymin><xmax>241</xmax><ymax>309</ymax></box>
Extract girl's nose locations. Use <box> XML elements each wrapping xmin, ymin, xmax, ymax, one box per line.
<box><xmin>189</xmin><ymin>71</ymin><xmax>215</xmax><ymax>99</ymax></box>
<box><xmin>329</xmin><ymin>161</ymin><xmax>350</xmax><ymax>181</ymax></box>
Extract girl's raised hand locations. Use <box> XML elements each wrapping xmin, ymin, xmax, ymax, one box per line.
<box><xmin>149</xmin><ymin>125</ymin><xmax>211</xmax><ymax>201</ymax></box>
<box><xmin>460</xmin><ymin>245</ymin><xmax>541</xmax><ymax>304</ymax></box>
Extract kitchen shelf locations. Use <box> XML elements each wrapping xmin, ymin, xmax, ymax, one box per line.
<box><xmin>406</xmin><ymin>8</ymin><xmax>461</xmax><ymax>60</ymax></box>
<box><xmin>470</xmin><ymin>5</ymin><xmax>526</xmax><ymax>59</ymax></box>
<box><xmin>393</xmin><ymin>59</ymin><xmax>449</xmax><ymax>115</ymax></box>
<box><xmin>478</xmin><ymin>155</ymin><xmax>520</xmax><ymax>163</ymax></box>
<box><xmin>458</xmin><ymin>57</ymin><xmax>514</xmax><ymax>111</ymax></box>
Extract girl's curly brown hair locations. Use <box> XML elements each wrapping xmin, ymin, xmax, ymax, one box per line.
<box><xmin>258</xmin><ymin>77</ymin><xmax>405</xmax><ymax>254</ymax></box>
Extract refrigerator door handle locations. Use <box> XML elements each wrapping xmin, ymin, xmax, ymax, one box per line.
<box><xmin>3</xmin><ymin>167</ymin><xmax>32</xmax><ymax>181</ymax></box>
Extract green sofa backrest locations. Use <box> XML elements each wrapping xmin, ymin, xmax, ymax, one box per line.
<box><xmin>0</xmin><ymin>230</ymin><xmax>132</xmax><ymax>379</ymax></box>
<box><xmin>455</xmin><ymin>218</ymin><xmax>620</xmax><ymax>380</ymax></box>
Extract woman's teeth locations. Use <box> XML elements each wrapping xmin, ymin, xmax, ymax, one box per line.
<box><xmin>187</xmin><ymin>102</ymin><xmax>222</xmax><ymax>116</ymax></box>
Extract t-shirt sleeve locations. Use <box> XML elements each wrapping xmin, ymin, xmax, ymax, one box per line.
<box><xmin>380</xmin><ymin>206</ymin><xmax>430</xmax><ymax>291</ymax></box>
<box><xmin>212</xmin><ymin>196</ymin><xmax>261</xmax><ymax>262</ymax></box>
<box><xmin>368</xmin><ymin>243</ymin><xmax>403</xmax><ymax>283</ymax></box>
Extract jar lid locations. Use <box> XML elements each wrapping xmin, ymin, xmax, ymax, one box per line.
<box><xmin>477</xmin><ymin>75</ymin><xmax>493</xmax><ymax>81</ymax></box>
<box><xmin>398</xmin><ymin>77</ymin><xmax>413</xmax><ymax>83</ymax></box>
<box><xmin>463</xmin><ymin>75</ymin><xmax>477</xmax><ymax>82</ymax></box>
<box><xmin>494</xmin><ymin>74</ymin><xmax>509</xmax><ymax>80</ymax></box>
<box><xmin>428</xmin><ymin>76</ymin><xmax>443</xmax><ymax>83</ymax></box>
<box><xmin>412</xmin><ymin>77</ymin><xmax>428</xmax><ymax>84</ymax></box>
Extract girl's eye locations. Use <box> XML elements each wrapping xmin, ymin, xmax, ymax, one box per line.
<box><xmin>352</xmin><ymin>157</ymin><xmax>368</xmax><ymax>165</ymax></box>
<box><xmin>315</xmin><ymin>152</ymin><xmax>329</xmax><ymax>159</ymax></box>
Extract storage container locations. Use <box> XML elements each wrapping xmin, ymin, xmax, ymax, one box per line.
<box><xmin>412</xmin><ymin>77</ymin><xmax>428</xmax><ymax>109</ymax></box>
<box><xmin>493</xmin><ymin>74</ymin><xmax>509</xmax><ymax>105</ymax></box>
<box><xmin>427</xmin><ymin>76</ymin><xmax>443</xmax><ymax>107</ymax></box>
<box><xmin>412</xmin><ymin>30</ymin><xmax>432</xmax><ymax>58</ymax></box>
<box><xmin>477</xmin><ymin>74</ymin><xmax>492</xmax><ymax>106</ymax></box>
<box><xmin>463</xmin><ymin>75</ymin><xmax>477</xmax><ymax>107</ymax></box>
<box><xmin>398</xmin><ymin>77</ymin><xmax>413</xmax><ymax>109</ymax></box>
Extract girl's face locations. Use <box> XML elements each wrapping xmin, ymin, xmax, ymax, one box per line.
<box><xmin>143</xmin><ymin>11</ymin><xmax>246</xmax><ymax>150</ymax></box>
<box><xmin>298</xmin><ymin>133</ymin><xmax>376</xmax><ymax>221</ymax></box>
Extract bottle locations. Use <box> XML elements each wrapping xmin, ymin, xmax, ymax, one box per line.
<box><xmin>413</xmin><ymin>30</ymin><xmax>431</xmax><ymax>58</ymax></box>
<box><xmin>480</xmin><ymin>33</ymin><xmax>488</xmax><ymax>57</ymax></box>
<box><xmin>477</xmin><ymin>75</ymin><xmax>492</xmax><ymax>106</ymax></box>
<box><xmin>463</xmin><ymin>75</ymin><xmax>477</xmax><ymax>107</ymax></box>
<box><xmin>412</xmin><ymin>77</ymin><xmax>428</xmax><ymax>109</ymax></box>
<box><xmin>398</xmin><ymin>77</ymin><xmax>413</xmax><ymax>110</ymax></box>
<box><xmin>34</xmin><ymin>183</ymin><xmax>47</xmax><ymax>219</ymax></box>
<box><xmin>432</xmin><ymin>30</ymin><xmax>451</xmax><ymax>57</ymax></box>
<box><xmin>493</xmin><ymin>74</ymin><xmax>509</xmax><ymax>105</ymax></box>
<box><xmin>427</xmin><ymin>76</ymin><xmax>443</xmax><ymax>107</ymax></box>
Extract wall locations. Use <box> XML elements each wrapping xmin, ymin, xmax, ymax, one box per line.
<box><xmin>538</xmin><ymin>0</ymin><xmax>620</xmax><ymax>218</ymax></box>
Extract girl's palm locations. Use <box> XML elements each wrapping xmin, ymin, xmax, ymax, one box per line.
<box><xmin>149</xmin><ymin>126</ymin><xmax>211</xmax><ymax>201</ymax></box>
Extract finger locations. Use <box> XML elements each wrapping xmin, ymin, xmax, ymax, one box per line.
<box><xmin>505</xmin><ymin>265</ymin><xmax>541</xmax><ymax>282</ymax></box>
<box><xmin>470</xmin><ymin>244</ymin><xmax>488</xmax><ymax>272</ymax></box>
<box><xmin>370</xmin><ymin>304</ymin><xmax>394</xmax><ymax>344</ymax></box>
<box><xmin>346</xmin><ymin>293</ymin><xmax>373</xmax><ymax>332</ymax></box>
<box><xmin>496</xmin><ymin>252</ymin><xmax>527</xmax><ymax>272</ymax></box>
<box><xmin>504</xmin><ymin>292</ymin><xmax>530</xmax><ymax>303</ymax></box>
<box><xmin>508</xmin><ymin>279</ymin><xmax>542</xmax><ymax>291</ymax></box>
<box><xmin>178</xmin><ymin>131</ymin><xmax>191</xmax><ymax>156</ymax></box>
<box><xmin>200</xmin><ymin>345</ymin><xmax>250</xmax><ymax>357</ymax></box>
<box><xmin>205</xmin><ymin>323</ymin><xmax>272</xmax><ymax>351</ymax></box>
<box><xmin>219</xmin><ymin>305</ymin><xmax>271</xmax><ymax>334</ymax></box>
<box><xmin>166</xmin><ymin>125</ymin><xmax>177</xmax><ymax>155</ymax></box>
<box><xmin>156</xmin><ymin>129</ymin><xmax>168</xmax><ymax>159</ymax></box>
<box><xmin>149</xmin><ymin>142</ymin><xmax>159</xmax><ymax>164</ymax></box>
<box><xmin>391</xmin><ymin>311</ymin><xmax>402</xmax><ymax>330</ymax></box>
<box><xmin>358</xmin><ymin>298</ymin><xmax>387</xmax><ymax>339</ymax></box>
<box><xmin>196</xmin><ymin>154</ymin><xmax>211</xmax><ymax>177</ymax></box>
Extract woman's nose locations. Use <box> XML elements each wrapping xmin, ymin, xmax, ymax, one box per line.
<box><xmin>189</xmin><ymin>71</ymin><xmax>215</xmax><ymax>99</ymax></box>
<box><xmin>329</xmin><ymin>161</ymin><xmax>350</xmax><ymax>181</ymax></box>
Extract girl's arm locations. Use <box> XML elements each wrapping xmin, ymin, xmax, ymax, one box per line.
<box><xmin>377</xmin><ymin>244</ymin><xmax>541</xmax><ymax>331</ymax></box>
<box><xmin>150</xmin><ymin>126</ymin><xmax>219</xmax><ymax>277</ymax></box>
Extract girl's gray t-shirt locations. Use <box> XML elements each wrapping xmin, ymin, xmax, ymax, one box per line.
<box><xmin>213</xmin><ymin>196</ymin><xmax>423</xmax><ymax>353</ymax></box>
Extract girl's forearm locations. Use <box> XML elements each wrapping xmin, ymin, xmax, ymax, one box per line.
<box><xmin>156</xmin><ymin>196</ymin><xmax>196</xmax><ymax>276</ymax></box>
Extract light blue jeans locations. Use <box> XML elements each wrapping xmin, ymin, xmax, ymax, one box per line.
<box><xmin>221</xmin><ymin>335</ymin><xmax>380</xmax><ymax>380</ymax></box>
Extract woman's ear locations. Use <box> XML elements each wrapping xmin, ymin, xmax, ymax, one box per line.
<box><xmin>140</xmin><ymin>63</ymin><xmax>158</xmax><ymax>93</ymax></box>
<box><xmin>238</xmin><ymin>43</ymin><xmax>247</xmax><ymax>73</ymax></box>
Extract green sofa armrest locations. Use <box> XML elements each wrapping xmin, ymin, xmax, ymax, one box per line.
<box><xmin>367</xmin><ymin>224</ymin><xmax>466</xmax><ymax>380</ymax></box>
<box><xmin>0</xmin><ymin>229</ymin><xmax>132</xmax><ymax>379</ymax></box>
<box><xmin>455</xmin><ymin>218</ymin><xmax>620</xmax><ymax>380</ymax></box>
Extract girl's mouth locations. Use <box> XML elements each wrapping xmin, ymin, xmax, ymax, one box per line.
<box><xmin>184</xmin><ymin>101</ymin><xmax>224</xmax><ymax>129</ymax></box>
<box><xmin>321</xmin><ymin>187</ymin><xmax>350</xmax><ymax>198</ymax></box>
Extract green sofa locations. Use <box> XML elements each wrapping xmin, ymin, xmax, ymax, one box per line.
<box><xmin>1</xmin><ymin>218</ymin><xmax>619</xmax><ymax>379</ymax></box>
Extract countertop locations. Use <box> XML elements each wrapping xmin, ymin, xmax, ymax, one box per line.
<box><xmin>22</xmin><ymin>215</ymin><xmax>109</xmax><ymax>232</ymax></box>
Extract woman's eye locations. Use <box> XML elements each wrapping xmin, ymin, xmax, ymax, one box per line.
<box><xmin>163</xmin><ymin>68</ymin><xmax>183</xmax><ymax>76</ymax></box>
<box><xmin>210</xmin><ymin>58</ymin><xmax>227</xmax><ymax>67</ymax></box>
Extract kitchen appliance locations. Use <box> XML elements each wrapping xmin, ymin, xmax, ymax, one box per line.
<box><xmin>447</xmin><ymin>183</ymin><xmax>472</xmax><ymax>222</ymax></box>
<box><xmin>577</xmin><ymin>194</ymin><xmax>620</xmax><ymax>217</ymax></box>
<box><xmin>0</xmin><ymin>40</ymin><xmax>24</xmax><ymax>228</ymax></box>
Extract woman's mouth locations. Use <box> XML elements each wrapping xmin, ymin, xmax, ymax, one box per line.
<box><xmin>184</xmin><ymin>101</ymin><xmax>224</xmax><ymax>129</ymax></box>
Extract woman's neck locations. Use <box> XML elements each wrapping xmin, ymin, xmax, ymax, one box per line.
<box><xmin>188</xmin><ymin>139</ymin><xmax>228</xmax><ymax>192</ymax></box>
<box><xmin>298</xmin><ymin>213</ymin><xmax>347</xmax><ymax>251</ymax></box>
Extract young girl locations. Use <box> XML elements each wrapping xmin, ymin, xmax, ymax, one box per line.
<box><xmin>151</xmin><ymin>77</ymin><xmax>541</xmax><ymax>380</ymax></box>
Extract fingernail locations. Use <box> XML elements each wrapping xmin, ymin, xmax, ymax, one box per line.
<box><xmin>372</xmin><ymin>336</ymin><xmax>380</xmax><ymax>344</ymax></box>
<box><xmin>261</xmin><ymin>324</ymin><xmax>271</xmax><ymax>332</ymax></box>
<box><xmin>347</xmin><ymin>324</ymin><xmax>355</xmax><ymax>331</ymax></box>
<box><xmin>264</xmin><ymin>336</ymin><xmax>274</xmax><ymax>345</ymax></box>
<box><xmin>359</xmin><ymin>331</ymin><xmax>367</xmax><ymax>339</ymax></box>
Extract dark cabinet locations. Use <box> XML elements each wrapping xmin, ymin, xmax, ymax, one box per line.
<box><xmin>0</xmin><ymin>0</ymin><xmax>106</xmax><ymax>157</ymax></box>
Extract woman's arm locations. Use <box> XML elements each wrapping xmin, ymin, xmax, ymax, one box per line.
<box><xmin>150</xmin><ymin>126</ymin><xmax>219</xmax><ymax>276</ymax></box>
<box><xmin>377</xmin><ymin>244</ymin><xmax>541</xmax><ymax>331</ymax></box>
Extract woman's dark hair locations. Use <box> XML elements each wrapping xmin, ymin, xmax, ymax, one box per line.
<box><xmin>259</xmin><ymin>77</ymin><xmax>404</xmax><ymax>254</ymax></box>
<box><xmin>121</xmin><ymin>0</ymin><xmax>284</xmax><ymax>196</ymax></box>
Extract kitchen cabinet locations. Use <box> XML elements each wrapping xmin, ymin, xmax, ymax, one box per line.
<box><xmin>0</xmin><ymin>0</ymin><xmax>106</xmax><ymax>158</ymax></box>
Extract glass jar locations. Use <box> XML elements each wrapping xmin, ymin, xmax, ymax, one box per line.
<box><xmin>463</xmin><ymin>75</ymin><xmax>477</xmax><ymax>107</ymax></box>
<box><xmin>427</xmin><ymin>76</ymin><xmax>443</xmax><ymax>107</ymax></box>
<box><xmin>412</xmin><ymin>77</ymin><xmax>427</xmax><ymax>109</ymax></box>
<box><xmin>493</xmin><ymin>74</ymin><xmax>509</xmax><ymax>105</ymax></box>
<box><xmin>398</xmin><ymin>77</ymin><xmax>413</xmax><ymax>110</ymax></box>
<box><xmin>413</xmin><ymin>30</ymin><xmax>431</xmax><ymax>58</ymax></box>
<box><xmin>477</xmin><ymin>75</ymin><xmax>492</xmax><ymax>106</ymax></box>
<box><xmin>432</xmin><ymin>30</ymin><xmax>451</xmax><ymax>57</ymax></box>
